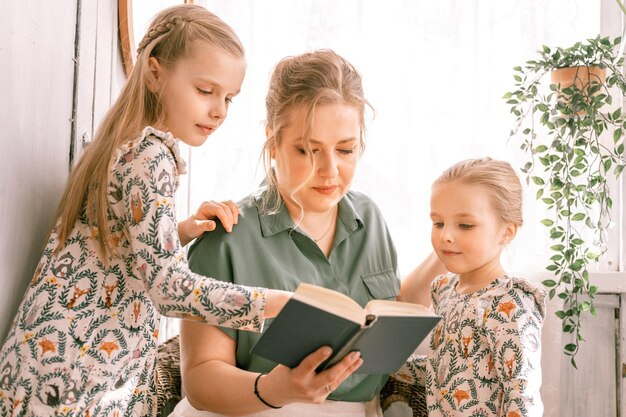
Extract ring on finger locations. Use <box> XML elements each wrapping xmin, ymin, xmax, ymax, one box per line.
<box><xmin>325</xmin><ymin>385</ymin><xmax>332</xmax><ymax>394</ymax></box>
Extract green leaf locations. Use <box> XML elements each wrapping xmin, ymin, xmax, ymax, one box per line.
<box><xmin>571</xmin><ymin>213</ymin><xmax>585</xmax><ymax>221</ymax></box>
<box><xmin>613</xmin><ymin>108</ymin><xmax>622</xmax><ymax>120</ymax></box>
<box><xmin>542</xmin><ymin>279</ymin><xmax>557</xmax><ymax>287</ymax></box>
<box><xmin>564</xmin><ymin>343</ymin><xmax>577</xmax><ymax>353</ymax></box>
<box><xmin>565</xmin><ymin>343</ymin><xmax>576</xmax><ymax>352</ymax></box>
<box><xmin>540</xmin><ymin>219</ymin><xmax>554</xmax><ymax>226</ymax></box>
<box><xmin>569</xmin><ymin>263</ymin><xmax>582</xmax><ymax>272</ymax></box>
<box><xmin>614</xmin><ymin>128</ymin><xmax>622</xmax><ymax>144</ymax></box>
<box><xmin>532</xmin><ymin>176</ymin><xmax>546</xmax><ymax>185</ymax></box>
<box><xmin>536</xmin><ymin>188</ymin><xmax>544</xmax><ymax>199</ymax></box>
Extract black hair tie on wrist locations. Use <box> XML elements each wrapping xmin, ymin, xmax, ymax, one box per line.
<box><xmin>254</xmin><ymin>373</ymin><xmax>283</xmax><ymax>409</ymax></box>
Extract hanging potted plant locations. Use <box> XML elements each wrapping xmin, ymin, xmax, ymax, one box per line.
<box><xmin>503</xmin><ymin>33</ymin><xmax>626</xmax><ymax>367</ymax></box>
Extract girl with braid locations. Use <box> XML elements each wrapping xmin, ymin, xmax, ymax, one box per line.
<box><xmin>0</xmin><ymin>5</ymin><xmax>362</xmax><ymax>417</ymax></box>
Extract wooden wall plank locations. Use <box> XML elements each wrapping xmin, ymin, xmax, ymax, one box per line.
<box><xmin>0</xmin><ymin>1</ymin><xmax>78</xmax><ymax>342</ymax></box>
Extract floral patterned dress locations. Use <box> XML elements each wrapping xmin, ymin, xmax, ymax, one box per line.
<box><xmin>0</xmin><ymin>127</ymin><xmax>267</xmax><ymax>417</ymax></box>
<box><xmin>396</xmin><ymin>274</ymin><xmax>545</xmax><ymax>417</ymax></box>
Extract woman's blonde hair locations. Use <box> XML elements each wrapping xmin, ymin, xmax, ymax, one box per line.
<box><xmin>260</xmin><ymin>49</ymin><xmax>371</xmax><ymax>214</ymax></box>
<box><xmin>55</xmin><ymin>5</ymin><xmax>244</xmax><ymax>257</ymax></box>
<box><xmin>434</xmin><ymin>157</ymin><xmax>524</xmax><ymax>226</ymax></box>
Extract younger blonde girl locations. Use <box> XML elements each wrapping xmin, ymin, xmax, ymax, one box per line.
<box><xmin>399</xmin><ymin>157</ymin><xmax>545</xmax><ymax>417</ymax></box>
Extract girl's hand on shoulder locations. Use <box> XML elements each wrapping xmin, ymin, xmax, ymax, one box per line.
<box><xmin>258</xmin><ymin>347</ymin><xmax>363</xmax><ymax>406</ymax></box>
<box><xmin>178</xmin><ymin>200</ymin><xmax>240</xmax><ymax>246</ymax></box>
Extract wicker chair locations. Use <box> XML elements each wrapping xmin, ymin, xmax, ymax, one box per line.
<box><xmin>380</xmin><ymin>375</ymin><xmax>428</xmax><ymax>417</ymax></box>
<box><xmin>155</xmin><ymin>335</ymin><xmax>427</xmax><ymax>417</ymax></box>
<box><xmin>155</xmin><ymin>335</ymin><xmax>183</xmax><ymax>417</ymax></box>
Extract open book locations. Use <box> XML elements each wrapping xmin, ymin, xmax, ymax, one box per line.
<box><xmin>250</xmin><ymin>283</ymin><xmax>441</xmax><ymax>374</ymax></box>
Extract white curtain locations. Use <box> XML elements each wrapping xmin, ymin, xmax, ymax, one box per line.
<box><xmin>140</xmin><ymin>0</ymin><xmax>604</xmax><ymax>341</ymax></box>
<box><xmin>174</xmin><ymin>0</ymin><xmax>601</xmax><ymax>276</ymax></box>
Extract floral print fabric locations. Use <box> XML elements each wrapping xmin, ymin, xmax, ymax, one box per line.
<box><xmin>0</xmin><ymin>127</ymin><xmax>266</xmax><ymax>417</ymax></box>
<box><xmin>396</xmin><ymin>274</ymin><xmax>545</xmax><ymax>417</ymax></box>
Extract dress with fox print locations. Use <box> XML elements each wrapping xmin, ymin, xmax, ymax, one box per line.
<box><xmin>0</xmin><ymin>127</ymin><xmax>267</xmax><ymax>417</ymax></box>
<box><xmin>395</xmin><ymin>274</ymin><xmax>545</xmax><ymax>417</ymax></box>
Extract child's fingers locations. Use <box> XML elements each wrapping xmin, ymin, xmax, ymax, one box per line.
<box><xmin>197</xmin><ymin>219</ymin><xmax>216</xmax><ymax>232</ymax></box>
<box><xmin>221</xmin><ymin>200</ymin><xmax>240</xmax><ymax>224</ymax></box>
<box><xmin>212</xmin><ymin>201</ymin><xmax>237</xmax><ymax>231</ymax></box>
<box><xmin>196</xmin><ymin>201</ymin><xmax>236</xmax><ymax>232</ymax></box>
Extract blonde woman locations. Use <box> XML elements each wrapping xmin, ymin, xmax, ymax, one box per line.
<box><xmin>0</xmin><ymin>6</ymin><xmax>365</xmax><ymax>417</ymax></box>
<box><xmin>172</xmin><ymin>50</ymin><xmax>441</xmax><ymax>417</ymax></box>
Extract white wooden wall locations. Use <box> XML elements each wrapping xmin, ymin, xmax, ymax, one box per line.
<box><xmin>0</xmin><ymin>0</ymin><xmax>125</xmax><ymax>342</ymax></box>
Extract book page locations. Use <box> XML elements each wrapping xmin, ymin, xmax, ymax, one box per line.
<box><xmin>294</xmin><ymin>283</ymin><xmax>365</xmax><ymax>325</ymax></box>
<box><xmin>364</xmin><ymin>299</ymin><xmax>434</xmax><ymax>317</ymax></box>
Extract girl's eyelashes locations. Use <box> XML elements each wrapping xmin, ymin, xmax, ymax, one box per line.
<box><xmin>431</xmin><ymin>222</ymin><xmax>474</xmax><ymax>230</ymax></box>
<box><xmin>338</xmin><ymin>148</ymin><xmax>355</xmax><ymax>155</ymax></box>
<box><xmin>197</xmin><ymin>88</ymin><xmax>234</xmax><ymax>104</ymax></box>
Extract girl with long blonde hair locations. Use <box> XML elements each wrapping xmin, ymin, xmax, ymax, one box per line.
<box><xmin>0</xmin><ymin>5</ymin><xmax>358</xmax><ymax>416</ymax></box>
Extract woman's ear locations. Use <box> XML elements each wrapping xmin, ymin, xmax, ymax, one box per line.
<box><xmin>266</xmin><ymin>127</ymin><xmax>276</xmax><ymax>159</ymax></box>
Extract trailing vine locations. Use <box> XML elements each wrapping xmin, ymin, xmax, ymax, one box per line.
<box><xmin>503</xmin><ymin>36</ymin><xmax>626</xmax><ymax>367</ymax></box>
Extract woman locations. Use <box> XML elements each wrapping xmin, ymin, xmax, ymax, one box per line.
<box><xmin>172</xmin><ymin>49</ymin><xmax>438</xmax><ymax>417</ymax></box>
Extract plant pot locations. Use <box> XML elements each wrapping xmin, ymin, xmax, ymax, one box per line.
<box><xmin>551</xmin><ymin>66</ymin><xmax>607</xmax><ymax>114</ymax></box>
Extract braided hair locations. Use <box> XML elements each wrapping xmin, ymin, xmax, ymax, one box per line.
<box><xmin>54</xmin><ymin>4</ymin><xmax>244</xmax><ymax>257</ymax></box>
<box><xmin>136</xmin><ymin>17</ymin><xmax>180</xmax><ymax>56</ymax></box>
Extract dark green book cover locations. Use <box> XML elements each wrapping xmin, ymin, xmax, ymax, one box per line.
<box><xmin>250</xmin><ymin>284</ymin><xmax>441</xmax><ymax>374</ymax></box>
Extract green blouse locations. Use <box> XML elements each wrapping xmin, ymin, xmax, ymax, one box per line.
<box><xmin>188</xmin><ymin>189</ymin><xmax>400</xmax><ymax>402</ymax></box>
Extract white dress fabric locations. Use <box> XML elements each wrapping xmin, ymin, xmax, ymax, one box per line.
<box><xmin>171</xmin><ymin>396</ymin><xmax>383</xmax><ymax>417</ymax></box>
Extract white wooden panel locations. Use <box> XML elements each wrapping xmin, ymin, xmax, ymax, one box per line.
<box><xmin>0</xmin><ymin>0</ymin><xmax>125</xmax><ymax>343</ymax></box>
<box><xmin>598</xmin><ymin>0</ymin><xmax>624</xmax><ymax>271</ymax></box>
<box><xmin>621</xmin><ymin>295</ymin><xmax>626</xmax><ymax>417</ymax></box>
<box><xmin>73</xmin><ymin>0</ymin><xmax>98</xmax><ymax>159</ymax></box>
<box><xmin>560</xmin><ymin>294</ymin><xmax>619</xmax><ymax>416</ymax></box>
<box><xmin>72</xmin><ymin>0</ymin><xmax>126</xmax><ymax>162</ymax></box>
<box><xmin>0</xmin><ymin>1</ymin><xmax>77</xmax><ymax>342</ymax></box>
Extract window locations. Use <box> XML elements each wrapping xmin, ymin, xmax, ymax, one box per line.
<box><xmin>176</xmin><ymin>0</ymin><xmax>606</xmax><ymax>275</ymax></box>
